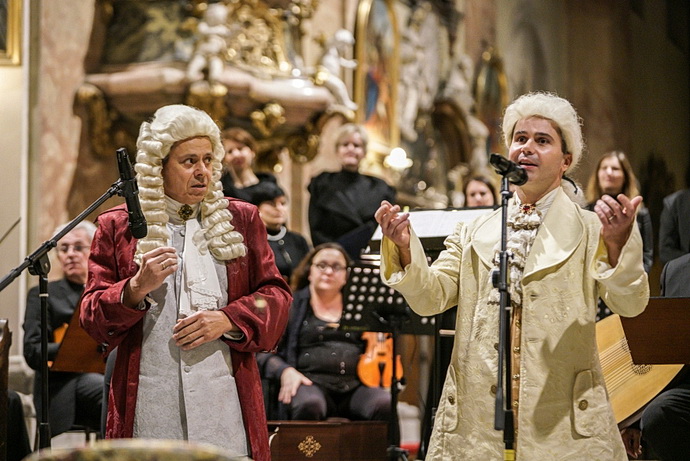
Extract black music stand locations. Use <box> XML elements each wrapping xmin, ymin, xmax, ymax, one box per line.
<box><xmin>340</xmin><ymin>255</ymin><xmax>432</xmax><ymax>461</ymax></box>
<box><xmin>368</xmin><ymin>206</ymin><xmax>494</xmax><ymax>459</ymax></box>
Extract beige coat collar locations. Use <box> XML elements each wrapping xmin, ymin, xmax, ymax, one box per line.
<box><xmin>470</xmin><ymin>187</ymin><xmax>585</xmax><ymax>279</ymax></box>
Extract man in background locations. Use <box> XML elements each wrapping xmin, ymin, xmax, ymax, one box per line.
<box><xmin>23</xmin><ymin>221</ymin><xmax>103</xmax><ymax>438</ymax></box>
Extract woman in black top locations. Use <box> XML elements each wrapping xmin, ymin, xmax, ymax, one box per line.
<box><xmin>308</xmin><ymin>124</ymin><xmax>395</xmax><ymax>258</ymax></box>
<box><xmin>259</xmin><ymin>243</ymin><xmax>391</xmax><ymax>421</ymax></box>
<box><xmin>250</xmin><ymin>181</ymin><xmax>310</xmax><ymax>281</ymax></box>
<box><xmin>220</xmin><ymin>127</ymin><xmax>277</xmax><ymax>202</ymax></box>
<box><xmin>585</xmin><ymin>150</ymin><xmax>653</xmax><ymax>320</ymax></box>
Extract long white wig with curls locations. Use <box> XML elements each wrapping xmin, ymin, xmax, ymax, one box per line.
<box><xmin>133</xmin><ymin>104</ymin><xmax>246</xmax><ymax>265</ymax></box>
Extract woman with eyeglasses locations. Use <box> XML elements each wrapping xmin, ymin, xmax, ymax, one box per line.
<box><xmin>258</xmin><ymin>243</ymin><xmax>392</xmax><ymax>421</ymax></box>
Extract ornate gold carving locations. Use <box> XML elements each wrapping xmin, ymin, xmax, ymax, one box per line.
<box><xmin>186</xmin><ymin>81</ymin><xmax>229</xmax><ymax>128</ymax></box>
<box><xmin>225</xmin><ymin>0</ymin><xmax>292</xmax><ymax>76</ymax></box>
<box><xmin>251</xmin><ymin>103</ymin><xmax>286</xmax><ymax>137</ymax></box>
<box><xmin>285</xmin><ymin>132</ymin><xmax>320</xmax><ymax>164</ymax></box>
<box><xmin>75</xmin><ymin>83</ymin><xmax>114</xmax><ymax>159</ymax></box>
<box><xmin>297</xmin><ymin>435</ymin><xmax>322</xmax><ymax>458</ymax></box>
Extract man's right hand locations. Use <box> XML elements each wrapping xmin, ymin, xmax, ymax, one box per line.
<box><xmin>278</xmin><ymin>367</ymin><xmax>313</xmax><ymax>404</ymax></box>
<box><xmin>374</xmin><ymin>201</ymin><xmax>412</xmax><ymax>266</ymax></box>
<box><xmin>122</xmin><ymin>246</ymin><xmax>178</xmax><ymax>307</ymax></box>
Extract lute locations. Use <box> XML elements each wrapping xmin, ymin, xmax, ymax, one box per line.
<box><xmin>596</xmin><ymin>314</ymin><xmax>683</xmax><ymax>427</ymax></box>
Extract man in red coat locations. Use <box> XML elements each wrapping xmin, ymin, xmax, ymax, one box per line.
<box><xmin>81</xmin><ymin>105</ymin><xmax>291</xmax><ymax>461</ymax></box>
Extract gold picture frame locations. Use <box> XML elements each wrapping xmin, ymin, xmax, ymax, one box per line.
<box><xmin>354</xmin><ymin>0</ymin><xmax>399</xmax><ymax>156</ymax></box>
<box><xmin>0</xmin><ymin>0</ymin><xmax>22</xmax><ymax>65</ymax></box>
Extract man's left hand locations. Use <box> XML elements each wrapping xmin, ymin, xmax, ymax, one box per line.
<box><xmin>594</xmin><ymin>193</ymin><xmax>643</xmax><ymax>267</ymax></box>
<box><xmin>173</xmin><ymin>310</ymin><xmax>235</xmax><ymax>351</ymax></box>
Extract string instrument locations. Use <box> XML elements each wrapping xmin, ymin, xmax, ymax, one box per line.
<box><xmin>358</xmin><ymin>331</ymin><xmax>403</xmax><ymax>388</ymax></box>
<box><xmin>596</xmin><ymin>314</ymin><xmax>683</xmax><ymax>427</ymax></box>
<box><xmin>50</xmin><ymin>307</ymin><xmax>105</xmax><ymax>374</ymax></box>
<box><xmin>47</xmin><ymin>322</ymin><xmax>69</xmax><ymax>368</ymax></box>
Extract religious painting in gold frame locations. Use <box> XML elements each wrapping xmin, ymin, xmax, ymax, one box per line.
<box><xmin>354</xmin><ymin>0</ymin><xmax>399</xmax><ymax>156</ymax></box>
<box><xmin>0</xmin><ymin>0</ymin><xmax>21</xmax><ymax>65</ymax></box>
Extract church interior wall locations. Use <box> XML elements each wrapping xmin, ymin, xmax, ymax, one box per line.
<box><xmin>0</xmin><ymin>0</ymin><xmax>687</xmax><ymax>375</ymax></box>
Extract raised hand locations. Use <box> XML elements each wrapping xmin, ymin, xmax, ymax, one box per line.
<box><xmin>374</xmin><ymin>201</ymin><xmax>411</xmax><ymax>249</ymax></box>
<box><xmin>594</xmin><ymin>194</ymin><xmax>643</xmax><ymax>267</ymax></box>
<box><xmin>123</xmin><ymin>246</ymin><xmax>178</xmax><ymax>307</ymax></box>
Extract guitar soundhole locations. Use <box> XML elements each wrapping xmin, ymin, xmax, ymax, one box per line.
<box><xmin>631</xmin><ymin>364</ymin><xmax>652</xmax><ymax>375</ymax></box>
<box><xmin>623</xmin><ymin>339</ymin><xmax>652</xmax><ymax>375</ymax></box>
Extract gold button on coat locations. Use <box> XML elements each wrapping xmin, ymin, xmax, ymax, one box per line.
<box><xmin>448</xmin><ymin>395</ymin><xmax>455</xmax><ymax>405</ymax></box>
<box><xmin>578</xmin><ymin>400</ymin><xmax>588</xmax><ymax>410</ymax></box>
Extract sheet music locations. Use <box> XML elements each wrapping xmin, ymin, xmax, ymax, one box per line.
<box><xmin>371</xmin><ymin>207</ymin><xmax>494</xmax><ymax>241</ymax></box>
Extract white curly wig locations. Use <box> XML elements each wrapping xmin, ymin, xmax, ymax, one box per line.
<box><xmin>133</xmin><ymin>104</ymin><xmax>246</xmax><ymax>264</ymax></box>
<box><xmin>502</xmin><ymin>92</ymin><xmax>585</xmax><ymax>174</ymax></box>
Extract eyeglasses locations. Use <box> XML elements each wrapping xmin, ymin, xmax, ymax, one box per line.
<box><xmin>57</xmin><ymin>244</ymin><xmax>89</xmax><ymax>254</ymax></box>
<box><xmin>312</xmin><ymin>262</ymin><xmax>347</xmax><ymax>273</ymax></box>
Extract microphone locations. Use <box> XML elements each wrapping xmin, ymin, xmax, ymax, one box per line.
<box><xmin>489</xmin><ymin>153</ymin><xmax>528</xmax><ymax>186</ymax></box>
<box><xmin>116</xmin><ymin>148</ymin><xmax>148</xmax><ymax>238</ymax></box>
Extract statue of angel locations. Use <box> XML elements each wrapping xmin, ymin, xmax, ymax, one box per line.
<box><xmin>313</xmin><ymin>29</ymin><xmax>358</xmax><ymax>111</ymax></box>
<box><xmin>186</xmin><ymin>3</ymin><xmax>231</xmax><ymax>84</ymax></box>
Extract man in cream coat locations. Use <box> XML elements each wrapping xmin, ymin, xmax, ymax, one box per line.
<box><xmin>375</xmin><ymin>92</ymin><xmax>649</xmax><ymax>460</ymax></box>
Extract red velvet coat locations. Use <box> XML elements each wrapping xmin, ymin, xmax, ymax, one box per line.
<box><xmin>80</xmin><ymin>200</ymin><xmax>291</xmax><ymax>461</ymax></box>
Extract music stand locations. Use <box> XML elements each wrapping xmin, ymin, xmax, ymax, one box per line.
<box><xmin>368</xmin><ymin>206</ymin><xmax>494</xmax><ymax>459</ymax></box>
<box><xmin>621</xmin><ymin>297</ymin><xmax>690</xmax><ymax>364</ymax></box>
<box><xmin>341</xmin><ymin>254</ymin><xmax>436</xmax><ymax>336</ymax></box>
<box><xmin>340</xmin><ymin>255</ymin><xmax>432</xmax><ymax>461</ymax></box>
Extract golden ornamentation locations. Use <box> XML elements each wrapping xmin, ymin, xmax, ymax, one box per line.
<box><xmin>75</xmin><ymin>83</ymin><xmax>114</xmax><ymax>159</ymax></box>
<box><xmin>297</xmin><ymin>435</ymin><xmax>322</xmax><ymax>458</ymax></box>
<box><xmin>186</xmin><ymin>81</ymin><xmax>229</xmax><ymax>128</ymax></box>
<box><xmin>178</xmin><ymin>204</ymin><xmax>194</xmax><ymax>221</ymax></box>
<box><xmin>251</xmin><ymin>103</ymin><xmax>286</xmax><ymax>137</ymax></box>
<box><xmin>225</xmin><ymin>0</ymin><xmax>292</xmax><ymax>77</ymax></box>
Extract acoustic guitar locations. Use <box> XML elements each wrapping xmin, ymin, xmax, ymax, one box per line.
<box><xmin>596</xmin><ymin>314</ymin><xmax>683</xmax><ymax>427</ymax></box>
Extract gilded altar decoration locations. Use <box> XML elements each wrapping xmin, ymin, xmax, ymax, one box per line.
<box><xmin>297</xmin><ymin>435</ymin><xmax>322</xmax><ymax>458</ymax></box>
<box><xmin>74</xmin><ymin>83</ymin><xmax>115</xmax><ymax>160</ymax></box>
<box><xmin>186</xmin><ymin>80</ymin><xmax>229</xmax><ymax>128</ymax></box>
<box><xmin>0</xmin><ymin>0</ymin><xmax>22</xmax><ymax>65</ymax></box>
<box><xmin>251</xmin><ymin>102</ymin><xmax>286</xmax><ymax>137</ymax></box>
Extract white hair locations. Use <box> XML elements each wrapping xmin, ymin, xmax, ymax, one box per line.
<box><xmin>134</xmin><ymin>104</ymin><xmax>245</xmax><ymax>264</ymax></box>
<box><xmin>53</xmin><ymin>220</ymin><xmax>97</xmax><ymax>242</ymax></box>
<box><xmin>502</xmin><ymin>92</ymin><xmax>584</xmax><ymax>173</ymax></box>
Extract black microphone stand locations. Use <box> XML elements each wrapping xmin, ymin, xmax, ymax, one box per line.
<box><xmin>0</xmin><ymin>176</ymin><xmax>129</xmax><ymax>449</ymax></box>
<box><xmin>492</xmin><ymin>175</ymin><xmax>515</xmax><ymax>461</ymax></box>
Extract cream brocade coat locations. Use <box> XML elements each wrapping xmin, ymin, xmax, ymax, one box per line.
<box><xmin>381</xmin><ymin>188</ymin><xmax>649</xmax><ymax>460</ymax></box>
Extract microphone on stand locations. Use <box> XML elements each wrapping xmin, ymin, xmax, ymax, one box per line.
<box><xmin>116</xmin><ymin>148</ymin><xmax>148</xmax><ymax>238</ymax></box>
<box><xmin>489</xmin><ymin>153</ymin><xmax>528</xmax><ymax>186</ymax></box>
